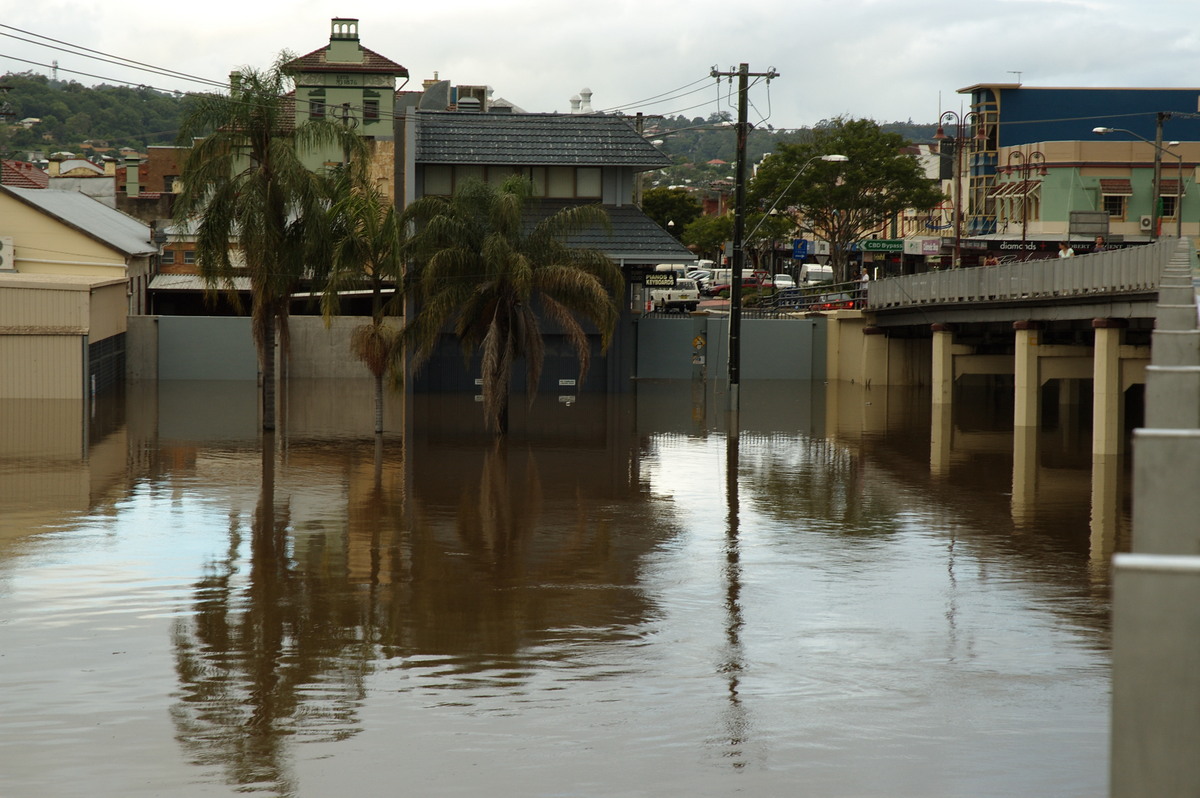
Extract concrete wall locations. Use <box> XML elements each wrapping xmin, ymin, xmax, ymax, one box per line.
<box><xmin>133</xmin><ymin>315</ymin><xmax>389</xmax><ymax>382</ymax></box>
<box><xmin>636</xmin><ymin>314</ymin><xmax>827</xmax><ymax>381</ymax></box>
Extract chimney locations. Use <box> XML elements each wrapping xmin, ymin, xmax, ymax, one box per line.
<box><xmin>124</xmin><ymin>154</ymin><xmax>140</xmax><ymax>196</ymax></box>
<box><xmin>570</xmin><ymin>95</ymin><xmax>581</xmax><ymax>114</ymax></box>
<box><xmin>579</xmin><ymin>88</ymin><xmax>593</xmax><ymax>113</ymax></box>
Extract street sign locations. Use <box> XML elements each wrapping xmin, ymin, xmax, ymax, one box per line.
<box><xmin>792</xmin><ymin>238</ymin><xmax>809</xmax><ymax>259</ymax></box>
<box><xmin>860</xmin><ymin>239</ymin><xmax>903</xmax><ymax>252</ymax></box>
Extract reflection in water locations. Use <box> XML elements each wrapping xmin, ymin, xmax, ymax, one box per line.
<box><xmin>719</xmin><ymin>435</ymin><xmax>747</xmax><ymax>767</ymax></box>
<box><xmin>170</xmin><ymin>433</ymin><xmax>372</xmax><ymax>795</ymax></box>
<box><xmin>0</xmin><ymin>380</ymin><xmax>1129</xmax><ymax>797</ymax></box>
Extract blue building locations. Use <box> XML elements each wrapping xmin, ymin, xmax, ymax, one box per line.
<box><xmin>950</xmin><ymin>84</ymin><xmax>1200</xmax><ymax>240</ymax></box>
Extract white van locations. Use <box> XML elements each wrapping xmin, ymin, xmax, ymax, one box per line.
<box><xmin>649</xmin><ymin>277</ymin><xmax>700</xmax><ymax>312</ymax></box>
<box><xmin>800</xmin><ymin>264</ymin><xmax>834</xmax><ymax>285</ymax></box>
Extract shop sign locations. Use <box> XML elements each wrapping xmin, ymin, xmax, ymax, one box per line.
<box><xmin>860</xmin><ymin>239</ymin><xmax>903</xmax><ymax>252</ymax></box>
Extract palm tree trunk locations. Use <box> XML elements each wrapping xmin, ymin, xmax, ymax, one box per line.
<box><xmin>262</xmin><ymin>313</ymin><xmax>276</xmax><ymax>431</ymax></box>
<box><xmin>374</xmin><ymin>373</ymin><xmax>384</xmax><ymax>435</ymax></box>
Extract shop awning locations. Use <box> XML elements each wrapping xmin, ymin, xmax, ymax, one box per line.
<box><xmin>1099</xmin><ymin>179</ymin><xmax>1133</xmax><ymax>196</ymax></box>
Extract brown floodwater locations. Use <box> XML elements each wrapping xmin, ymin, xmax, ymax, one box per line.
<box><xmin>0</xmin><ymin>378</ymin><xmax>1125</xmax><ymax>797</ymax></box>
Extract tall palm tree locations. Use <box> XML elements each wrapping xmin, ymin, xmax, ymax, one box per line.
<box><xmin>403</xmin><ymin>176</ymin><xmax>623</xmax><ymax>434</ymax></box>
<box><xmin>174</xmin><ymin>54</ymin><xmax>366</xmax><ymax>431</ymax></box>
<box><xmin>314</xmin><ymin>170</ymin><xmax>405</xmax><ymax>435</ymax></box>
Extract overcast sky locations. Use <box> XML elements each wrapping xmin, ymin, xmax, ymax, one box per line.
<box><xmin>4</xmin><ymin>1</ymin><xmax>1200</xmax><ymax>130</ymax></box>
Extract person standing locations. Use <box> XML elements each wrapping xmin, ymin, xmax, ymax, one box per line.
<box><xmin>1058</xmin><ymin>241</ymin><xmax>1075</xmax><ymax>258</ymax></box>
<box><xmin>1093</xmin><ymin>235</ymin><xmax>1107</xmax><ymax>253</ymax></box>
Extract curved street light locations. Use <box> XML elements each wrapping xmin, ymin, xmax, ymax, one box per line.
<box><xmin>934</xmin><ymin>111</ymin><xmax>988</xmax><ymax>267</ymax></box>
<box><xmin>1094</xmin><ymin>125</ymin><xmax>1184</xmax><ymax>240</ymax></box>
<box><xmin>1003</xmin><ymin>149</ymin><xmax>1047</xmax><ymax>255</ymax></box>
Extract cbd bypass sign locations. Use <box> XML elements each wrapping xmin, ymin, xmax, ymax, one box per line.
<box><xmin>859</xmin><ymin>239</ymin><xmax>903</xmax><ymax>252</ymax></box>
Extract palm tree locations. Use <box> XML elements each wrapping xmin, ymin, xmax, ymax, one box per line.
<box><xmin>402</xmin><ymin>176</ymin><xmax>623</xmax><ymax>434</ymax></box>
<box><xmin>174</xmin><ymin>54</ymin><xmax>366</xmax><ymax>431</ymax></box>
<box><xmin>315</xmin><ymin>170</ymin><xmax>405</xmax><ymax>435</ymax></box>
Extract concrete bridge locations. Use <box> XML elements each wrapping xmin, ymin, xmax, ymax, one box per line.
<box><xmin>836</xmin><ymin>238</ymin><xmax>1200</xmax><ymax>798</ymax></box>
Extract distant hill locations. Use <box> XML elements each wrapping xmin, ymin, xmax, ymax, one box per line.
<box><xmin>0</xmin><ymin>71</ymin><xmax>189</xmax><ymax>158</ymax></box>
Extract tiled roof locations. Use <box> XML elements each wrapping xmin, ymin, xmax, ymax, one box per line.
<box><xmin>284</xmin><ymin>46</ymin><xmax>407</xmax><ymax>76</ymax></box>
<box><xmin>0</xmin><ymin>185</ymin><xmax>155</xmax><ymax>256</ymax></box>
<box><xmin>416</xmin><ymin>112</ymin><xmax>672</xmax><ymax>169</ymax></box>
<box><xmin>1099</xmin><ymin>179</ymin><xmax>1133</xmax><ymax>196</ymax></box>
<box><xmin>528</xmin><ymin>200</ymin><xmax>696</xmax><ymax>264</ymax></box>
<box><xmin>1</xmin><ymin>160</ymin><xmax>49</xmax><ymax>189</ymax></box>
<box><xmin>1159</xmin><ymin>178</ymin><xmax>1182</xmax><ymax>196</ymax></box>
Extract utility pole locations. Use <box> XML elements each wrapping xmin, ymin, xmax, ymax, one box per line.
<box><xmin>710</xmin><ymin>63</ymin><xmax>778</xmax><ymax>433</ymax></box>
<box><xmin>1152</xmin><ymin>112</ymin><xmax>1171</xmax><ymax>240</ymax></box>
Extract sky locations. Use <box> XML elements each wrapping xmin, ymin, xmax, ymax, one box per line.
<box><xmin>4</xmin><ymin>0</ymin><xmax>1200</xmax><ymax>130</ymax></box>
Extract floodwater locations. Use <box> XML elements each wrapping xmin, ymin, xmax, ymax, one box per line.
<box><xmin>0</xmin><ymin>378</ymin><xmax>1126</xmax><ymax>797</ymax></box>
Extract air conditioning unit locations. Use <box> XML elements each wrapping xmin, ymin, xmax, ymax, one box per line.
<box><xmin>0</xmin><ymin>236</ymin><xmax>13</xmax><ymax>271</ymax></box>
<box><xmin>1139</xmin><ymin>215</ymin><xmax>1154</xmax><ymax>232</ymax></box>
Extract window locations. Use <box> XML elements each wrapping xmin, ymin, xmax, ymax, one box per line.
<box><xmin>1103</xmin><ymin>194</ymin><xmax>1126</xmax><ymax>218</ymax></box>
<box><xmin>547</xmin><ymin>166</ymin><xmax>575</xmax><ymax>198</ymax></box>
<box><xmin>363</xmin><ymin>100</ymin><xmax>379</xmax><ymax>120</ymax></box>
<box><xmin>183</xmin><ymin>250</ymin><xmax>196</xmax><ymax>265</ymax></box>
<box><xmin>162</xmin><ymin>175</ymin><xmax>178</xmax><ymax>192</ymax></box>
<box><xmin>423</xmin><ymin>165</ymin><xmax>453</xmax><ymax>195</ymax></box>
<box><xmin>1159</xmin><ymin>195</ymin><xmax>1178</xmax><ymax>218</ymax></box>
<box><xmin>309</xmin><ymin>100</ymin><xmax>325</xmax><ymax>120</ymax></box>
<box><xmin>161</xmin><ymin>249</ymin><xmax>175</xmax><ymax>265</ymax></box>
<box><xmin>576</xmin><ymin>167</ymin><xmax>602</xmax><ymax>198</ymax></box>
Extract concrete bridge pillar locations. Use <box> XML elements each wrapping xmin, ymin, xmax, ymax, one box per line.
<box><xmin>1013</xmin><ymin>321</ymin><xmax>1041</xmax><ymax>429</ymax></box>
<box><xmin>930</xmin><ymin>323</ymin><xmax>955</xmax><ymax>406</ymax></box>
<box><xmin>1092</xmin><ymin>319</ymin><xmax>1127</xmax><ymax>457</ymax></box>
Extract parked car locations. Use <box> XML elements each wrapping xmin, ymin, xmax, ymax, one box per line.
<box><xmin>650</xmin><ymin>277</ymin><xmax>700</xmax><ymax>312</ymax></box>
<box><xmin>772</xmin><ymin>274</ymin><xmax>796</xmax><ymax>289</ymax></box>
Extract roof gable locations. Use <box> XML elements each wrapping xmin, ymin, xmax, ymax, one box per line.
<box><xmin>285</xmin><ymin>45</ymin><xmax>407</xmax><ymax>77</ymax></box>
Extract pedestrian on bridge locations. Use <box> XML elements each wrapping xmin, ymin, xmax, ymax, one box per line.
<box><xmin>1058</xmin><ymin>241</ymin><xmax>1076</xmax><ymax>258</ymax></box>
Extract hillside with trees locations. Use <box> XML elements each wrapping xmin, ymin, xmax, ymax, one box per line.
<box><xmin>0</xmin><ymin>71</ymin><xmax>189</xmax><ymax>157</ymax></box>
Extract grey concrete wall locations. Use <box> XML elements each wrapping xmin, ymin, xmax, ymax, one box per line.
<box><xmin>288</xmin><ymin>316</ymin><xmax>391</xmax><ymax>380</ymax></box>
<box><xmin>637</xmin><ymin>314</ymin><xmax>827</xmax><ymax>381</ymax></box>
<box><xmin>130</xmin><ymin>315</ymin><xmax>385</xmax><ymax>381</ymax></box>
<box><xmin>157</xmin><ymin>316</ymin><xmax>256</xmax><ymax>381</ymax></box>
<box><xmin>125</xmin><ymin>316</ymin><xmax>159</xmax><ymax>381</ymax></box>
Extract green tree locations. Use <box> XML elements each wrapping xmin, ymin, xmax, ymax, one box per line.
<box><xmin>641</xmin><ymin>187</ymin><xmax>702</xmax><ymax>238</ymax></box>
<box><xmin>314</xmin><ymin>170</ymin><xmax>405</xmax><ymax>435</ymax></box>
<box><xmin>174</xmin><ymin>54</ymin><xmax>366</xmax><ymax>431</ymax></box>
<box><xmin>750</xmin><ymin>117</ymin><xmax>944</xmax><ymax>282</ymax></box>
<box><xmin>403</xmin><ymin>177</ymin><xmax>623</xmax><ymax>434</ymax></box>
<box><xmin>681</xmin><ymin>213</ymin><xmax>732</xmax><ymax>261</ymax></box>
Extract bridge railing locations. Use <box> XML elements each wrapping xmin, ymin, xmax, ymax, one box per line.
<box><xmin>867</xmin><ymin>238</ymin><xmax>1176</xmax><ymax>309</ymax></box>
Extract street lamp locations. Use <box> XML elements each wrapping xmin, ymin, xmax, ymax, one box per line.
<box><xmin>1002</xmin><ymin>148</ymin><xmax>1047</xmax><ymax>255</ymax></box>
<box><xmin>934</xmin><ymin>111</ymin><xmax>988</xmax><ymax>267</ymax></box>
<box><xmin>1094</xmin><ymin>123</ymin><xmax>1184</xmax><ymax>240</ymax></box>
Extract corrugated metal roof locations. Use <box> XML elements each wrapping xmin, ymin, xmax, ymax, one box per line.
<box><xmin>1</xmin><ymin>185</ymin><xmax>155</xmax><ymax>256</ymax></box>
<box><xmin>416</xmin><ymin>112</ymin><xmax>671</xmax><ymax>169</ymax></box>
<box><xmin>149</xmin><ymin>274</ymin><xmax>251</xmax><ymax>291</ymax></box>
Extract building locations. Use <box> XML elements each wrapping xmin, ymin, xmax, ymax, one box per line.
<box><xmin>397</xmin><ymin>103</ymin><xmax>695</xmax><ymax>393</ymax></box>
<box><xmin>0</xmin><ymin>185</ymin><xmax>155</xmax><ymax>398</ymax></box>
<box><xmin>283</xmin><ymin>17</ymin><xmax>409</xmax><ymax>177</ymax></box>
<box><xmin>947</xmin><ymin>84</ymin><xmax>1200</xmax><ymax>255</ymax></box>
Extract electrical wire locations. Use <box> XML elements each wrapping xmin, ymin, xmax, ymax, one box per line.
<box><xmin>0</xmin><ymin>25</ymin><xmax>227</xmax><ymax>89</ymax></box>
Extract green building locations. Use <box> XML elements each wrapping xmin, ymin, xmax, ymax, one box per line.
<box><xmin>284</xmin><ymin>18</ymin><xmax>408</xmax><ymax>171</ymax></box>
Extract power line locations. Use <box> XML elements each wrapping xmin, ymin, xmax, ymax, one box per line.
<box><xmin>0</xmin><ymin>25</ymin><xmax>227</xmax><ymax>89</ymax></box>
